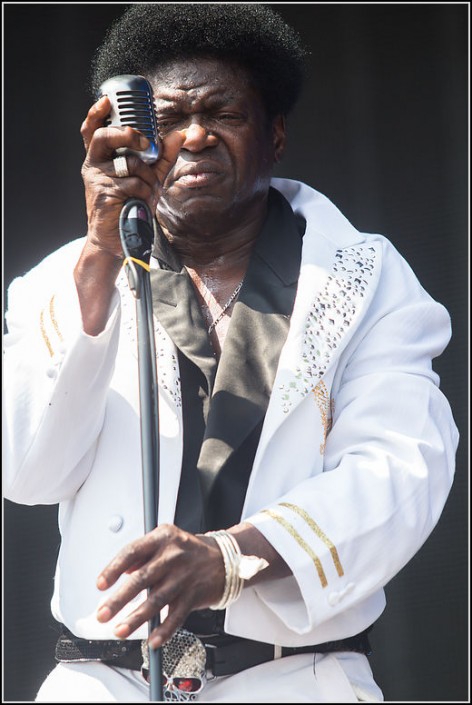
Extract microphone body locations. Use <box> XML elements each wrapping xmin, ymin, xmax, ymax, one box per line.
<box><xmin>98</xmin><ymin>74</ymin><xmax>160</xmax><ymax>164</ymax></box>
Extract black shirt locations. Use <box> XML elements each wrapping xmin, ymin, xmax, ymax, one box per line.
<box><xmin>150</xmin><ymin>187</ymin><xmax>305</xmax><ymax>534</ymax></box>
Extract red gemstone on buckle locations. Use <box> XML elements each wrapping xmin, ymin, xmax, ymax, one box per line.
<box><xmin>172</xmin><ymin>677</ymin><xmax>202</xmax><ymax>693</ymax></box>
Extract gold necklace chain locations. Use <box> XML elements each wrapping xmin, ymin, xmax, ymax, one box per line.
<box><xmin>207</xmin><ymin>279</ymin><xmax>244</xmax><ymax>334</ymax></box>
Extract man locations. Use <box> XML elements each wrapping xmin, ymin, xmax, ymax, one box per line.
<box><xmin>3</xmin><ymin>4</ymin><xmax>459</xmax><ymax>702</ymax></box>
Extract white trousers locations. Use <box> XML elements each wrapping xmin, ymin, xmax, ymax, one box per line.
<box><xmin>36</xmin><ymin>652</ymin><xmax>383</xmax><ymax>702</ymax></box>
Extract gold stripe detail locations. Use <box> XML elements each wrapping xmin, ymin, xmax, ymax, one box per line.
<box><xmin>260</xmin><ymin>509</ymin><xmax>328</xmax><ymax>588</ymax></box>
<box><xmin>313</xmin><ymin>380</ymin><xmax>334</xmax><ymax>454</ymax></box>
<box><xmin>49</xmin><ymin>295</ymin><xmax>63</xmax><ymax>342</ymax></box>
<box><xmin>279</xmin><ymin>502</ymin><xmax>344</xmax><ymax>577</ymax></box>
<box><xmin>39</xmin><ymin>309</ymin><xmax>54</xmax><ymax>357</ymax></box>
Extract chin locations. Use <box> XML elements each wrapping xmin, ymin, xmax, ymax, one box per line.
<box><xmin>157</xmin><ymin>199</ymin><xmax>228</xmax><ymax>237</ymax></box>
<box><xmin>159</xmin><ymin>188</ymin><xmax>225</xmax><ymax>217</ymax></box>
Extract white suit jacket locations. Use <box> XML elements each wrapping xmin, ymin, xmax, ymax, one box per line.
<box><xmin>3</xmin><ymin>178</ymin><xmax>459</xmax><ymax>646</ymax></box>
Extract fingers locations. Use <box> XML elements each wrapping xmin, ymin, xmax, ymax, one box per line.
<box><xmin>81</xmin><ymin>95</ymin><xmax>110</xmax><ymax>152</ymax></box>
<box><xmin>85</xmin><ymin>125</ymin><xmax>152</xmax><ymax>165</ymax></box>
<box><xmin>81</xmin><ymin>123</ymin><xmax>160</xmax><ymax>254</ymax></box>
<box><xmin>80</xmin><ymin>96</ymin><xmax>148</xmax><ymax>157</ymax></box>
<box><xmin>147</xmin><ymin>601</ymin><xmax>192</xmax><ymax>650</ymax></box>
<box><xmin>81</xmin><ymin>96</ymin><xmax>186</xmax><ymax>213</ymax></box>
<box><xmin>95</xmin><ymin>525</ymin><xmax>226</xmax><ymax>644</ymax></box>
<box><xmin>97</xmin><ymin>529</ymin><xmax>165</xmax><ymax>590</ymax></box>
<box><xmin>81</xmin><ymin>96</ymin><xmax>183</xmax><ymax>179</ymax></box>
<box><xmin>112</xmin><ymin>582</ymin><xmax>181</xmax><ymax>641</ymax></box>
<box><xmin>153</xmin><ymin>129</ymin><xmax>186</xmax><ymax>185</ymax></box>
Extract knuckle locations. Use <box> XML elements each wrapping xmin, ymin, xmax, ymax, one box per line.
<box><xmin>125</xmin><ymin>542</ymin><xmax>142</xmax><ymax>561</ymax></box>
<box><xmin>127</xmin><ymin>183</ymin><xmax>151</xmax><ymax>203</ymax></box>
<box><xmin>148</xmin><ymin>590</ymin><xmax>162</xmax><ymax>608</ymax></box>
<box><xmin>123</xmin><ymin>155</ymin><xmax>140</xmax><ymax>172</ymax></box>
<box><xmin>159</xmin><ymin>583</ymin><xmax>177</xmax><ymax>605</ymax></box>
<box><xmin>123</xmin><ymin>177</ymin><xmax>147</xmax><ymax>198</ymax></box>
<box><xmin>137</xmin><ymin>564</ymin><xmax>152</xmax><ymax>584</ymax></box>
<box><xmin>160</xmin><ymin>523</ymin><xmax>180</xmax><ymax>542</ymax></box>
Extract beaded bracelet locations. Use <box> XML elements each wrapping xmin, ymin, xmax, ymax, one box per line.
<box><xmin>205</xmin><ymin>530</ymin><xmax>269</xmax><ymax>611</ymax></box>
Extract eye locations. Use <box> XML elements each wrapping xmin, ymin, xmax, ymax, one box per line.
<box><xmin>215</xmin><ymin>112</ymin><xmax>244</xmax><ymax>124</ymax></box>
<box><xmin>156</xmin><ymin>115</ymin><xmax>182</xmax><ymax>130</ymax></box>
<box><xmin>157</xmin><ymin>120</ymin><xmax>175</xmax><ymax>130</ymax></box>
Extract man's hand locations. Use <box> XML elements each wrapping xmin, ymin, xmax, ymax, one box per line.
<box><xmin>95</xmin><ymin>524</ymin><xmax>225</xmax><ymax>649</ymax></box>
<box><xmin>96</xmin><ymin>522</ymin><xmax>291</xmax><ymax>649</ymax></box>
<box><xmin>74</xmin><ymin>96</ymin><xmax>185</xmax><ymax>335</ymax></box>
<box><xmin>80</xmin><ymin>96</ymin><xmax>184</xmax><ymax>259</ymax></box>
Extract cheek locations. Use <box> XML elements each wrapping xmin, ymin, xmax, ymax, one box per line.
<box><xmin>232</xmin><ymin>133</ymin><xmax>275</xmax><ymax>182</ymax></box>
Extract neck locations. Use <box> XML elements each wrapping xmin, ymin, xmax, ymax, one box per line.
<box><xmin>156</xmin><ymin>198</ymin><xmax>268</xmax><ymax>357</ymax></box>
<box><xmin>182</xmin><ymin>234</ymin><xmax>254</xmax><ymax>315</ymax></box>
<box><xmin>156</xmin><ymin>196</ymin><xmax>268</xmax><ymax>273</ymax></box>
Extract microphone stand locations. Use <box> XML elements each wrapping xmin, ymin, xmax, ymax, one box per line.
<box><xmin>119</xmin><ymin>198</ymin><xmax>164</xmax><ymax>702</ymax></box>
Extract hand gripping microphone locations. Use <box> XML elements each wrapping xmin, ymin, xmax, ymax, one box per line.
<box><xmin>98</xmin><ymin>75</ymin><xmax>161</xmax><ymax>272</ymax></box>
<box><xmin>98</xmin><ymin>74</ymin><xmax>161</xmax><ymax>164</ymax></box>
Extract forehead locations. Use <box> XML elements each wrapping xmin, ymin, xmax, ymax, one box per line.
<box><xmin>149</xmin><ymin>57</ymin><xmax>258</xmax><ymax>105</ymax></box>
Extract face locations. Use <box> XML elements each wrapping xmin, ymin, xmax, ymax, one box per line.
<box><xmin>149</xmin><ymin>58</ymin><xmax>285</xmax><ymax>238</ymax></box>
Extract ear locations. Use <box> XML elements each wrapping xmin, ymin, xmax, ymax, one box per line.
<box><xmin>272</xmin><ymin>114</ymin><xmax>286</xmax><ymax>163</ymax></box>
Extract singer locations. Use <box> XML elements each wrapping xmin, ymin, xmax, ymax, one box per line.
<box><xmin>4</xmin><ymin>4</ymin><xmax>459</xmax><ymax>703</ymax></box>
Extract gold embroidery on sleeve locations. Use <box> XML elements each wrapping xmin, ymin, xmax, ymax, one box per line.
<box><xmin>279</xmin><ymin>502</ymin><xmax>344</xmax><ymax>577</ymax></box>
<box><xmin>313</xmin><ymin>380</ymin><xmax>334</xmax><ymax>454</ymax></box>
<box><xmin>260</xmin><ymin>508</ymin><xmax>328</xmax><ymax>588</ymax></box>
<box><xmin>40</xmin><ymin>309</ymin><xmax>54</xmax><ymax>357</ymax></box>
<box><xmin>49</xmin><ymin>295</ymin><xmax>64</xmax><ymax>342</ymax></box>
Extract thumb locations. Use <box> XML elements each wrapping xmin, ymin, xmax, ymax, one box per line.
<box><xmin>153</xmin><ymin>130</ymin><xmax>186</xmax><ymax>185</ymax></box>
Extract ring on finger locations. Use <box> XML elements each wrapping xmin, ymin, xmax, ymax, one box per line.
<box><xmin>113</xmin><ymin>155</ymin><xmax>129</xmax><ymax>178</ymax></box>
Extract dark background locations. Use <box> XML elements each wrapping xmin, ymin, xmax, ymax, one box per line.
<box><xmin>3</xmin><ymin>3</ymin><xmax>469</xmax><ymax>702</ymax></box>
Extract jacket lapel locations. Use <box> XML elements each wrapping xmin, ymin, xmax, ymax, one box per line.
<box><xmin>248</xmin><ymin>195</ymin><xmax>383</xmax><ymax>482</ymax></box>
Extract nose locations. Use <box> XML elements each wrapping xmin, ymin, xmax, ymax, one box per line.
<box><xmin>181</xmin><ymin>122</ymin><xmax>218</xmax><ymax>151</ymax></box>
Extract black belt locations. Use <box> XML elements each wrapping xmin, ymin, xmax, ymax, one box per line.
<box><xmin>56</xmin><ymin>626</ymin><xmax>372</xmax><ymax>678</ymax></box>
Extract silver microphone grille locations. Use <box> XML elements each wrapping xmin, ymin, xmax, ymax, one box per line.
<box><xmin>98</xmin><ymin>75</ymin><xmax>160</xmax><ymax>164</ymax></box>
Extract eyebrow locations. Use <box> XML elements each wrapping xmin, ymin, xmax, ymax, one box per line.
<box><xmin>155</xmin><ymin>91</ymin><xmax>244</xmax><ymax>111</ymax></box>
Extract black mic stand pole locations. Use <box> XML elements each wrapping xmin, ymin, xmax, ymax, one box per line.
<box><xmin>119</xmin><ymin>198</ymin><xmax>164</xmax><ymax>702</ymax></box>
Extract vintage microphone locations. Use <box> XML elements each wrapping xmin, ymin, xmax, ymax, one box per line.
<box><xmin>99</xmin><ymin>74</ymin><xmax>161</xmax><ymax>163</ymax></box>
<box><xmin>98</xmin><ymin>75</ymin><xmax>163</xmax><ymax>702</ymax></box>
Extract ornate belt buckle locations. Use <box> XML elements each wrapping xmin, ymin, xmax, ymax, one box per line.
<box><xmin>141</xmin><ymin>628</ymin><xmax>207</xmax><ymax>701</ymax></box>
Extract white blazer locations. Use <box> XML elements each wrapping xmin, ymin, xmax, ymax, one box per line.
<box><xmin>3</xmin><ymin>178</ymin><xmax>459</xmax><ymax>646</ymax></box>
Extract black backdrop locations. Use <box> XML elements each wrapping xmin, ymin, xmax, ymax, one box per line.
<box><xmin>3</xmin><ymin>3</ymin><xmax>469</xmax><ymax>702</ymax></box>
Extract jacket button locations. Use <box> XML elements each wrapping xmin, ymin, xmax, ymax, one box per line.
<box><xmin>328</xmin><ymin>591</ymin><xmax>340</xmax><ymax>606</ymax></box>
<box><xmin>340</xmin><ymin>582</ymin><xmax>355</xmax><ymax>598</ymax></box>
<box><xmin>108</xmin><ymin>515</ymin><xmax>124</xmax><ymax>532</ymax></box>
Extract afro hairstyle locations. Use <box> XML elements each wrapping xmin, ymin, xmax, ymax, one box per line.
<box><xmin>90</xmin><ymin>3</ymin><xmax>309</xmax><ymax>119</ymax></box>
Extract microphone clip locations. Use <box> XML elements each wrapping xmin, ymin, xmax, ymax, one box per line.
<box><xmin>119</xmin><ymin>198</ymin><xmax>154</xmax><ymax>298</ymax></box>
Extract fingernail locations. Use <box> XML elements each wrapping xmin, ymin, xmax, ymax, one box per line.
<box><xmin>96</xmin><ymin>576</ymin><xmax>107</xmax><ymax>590</ymax></box>
<box><xmin>114</xmin><ymin>623</ymin><xmax>130</xmax><ymax>639</ymax></box>
<box><xmin>96</xmin><ymin>606</ymin><xmax>111</xmax><ymax>622</ymax></box>
<box><xmin>140</xmin><ymin>135</ymin><xmax>150</xmax><ymax>149</ymax></box>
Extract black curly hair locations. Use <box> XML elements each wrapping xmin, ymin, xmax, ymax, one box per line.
<box><xmin>90</xmin><ymin>4</ymin><xmax>309</xmax><ymax>119</ymax></box>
